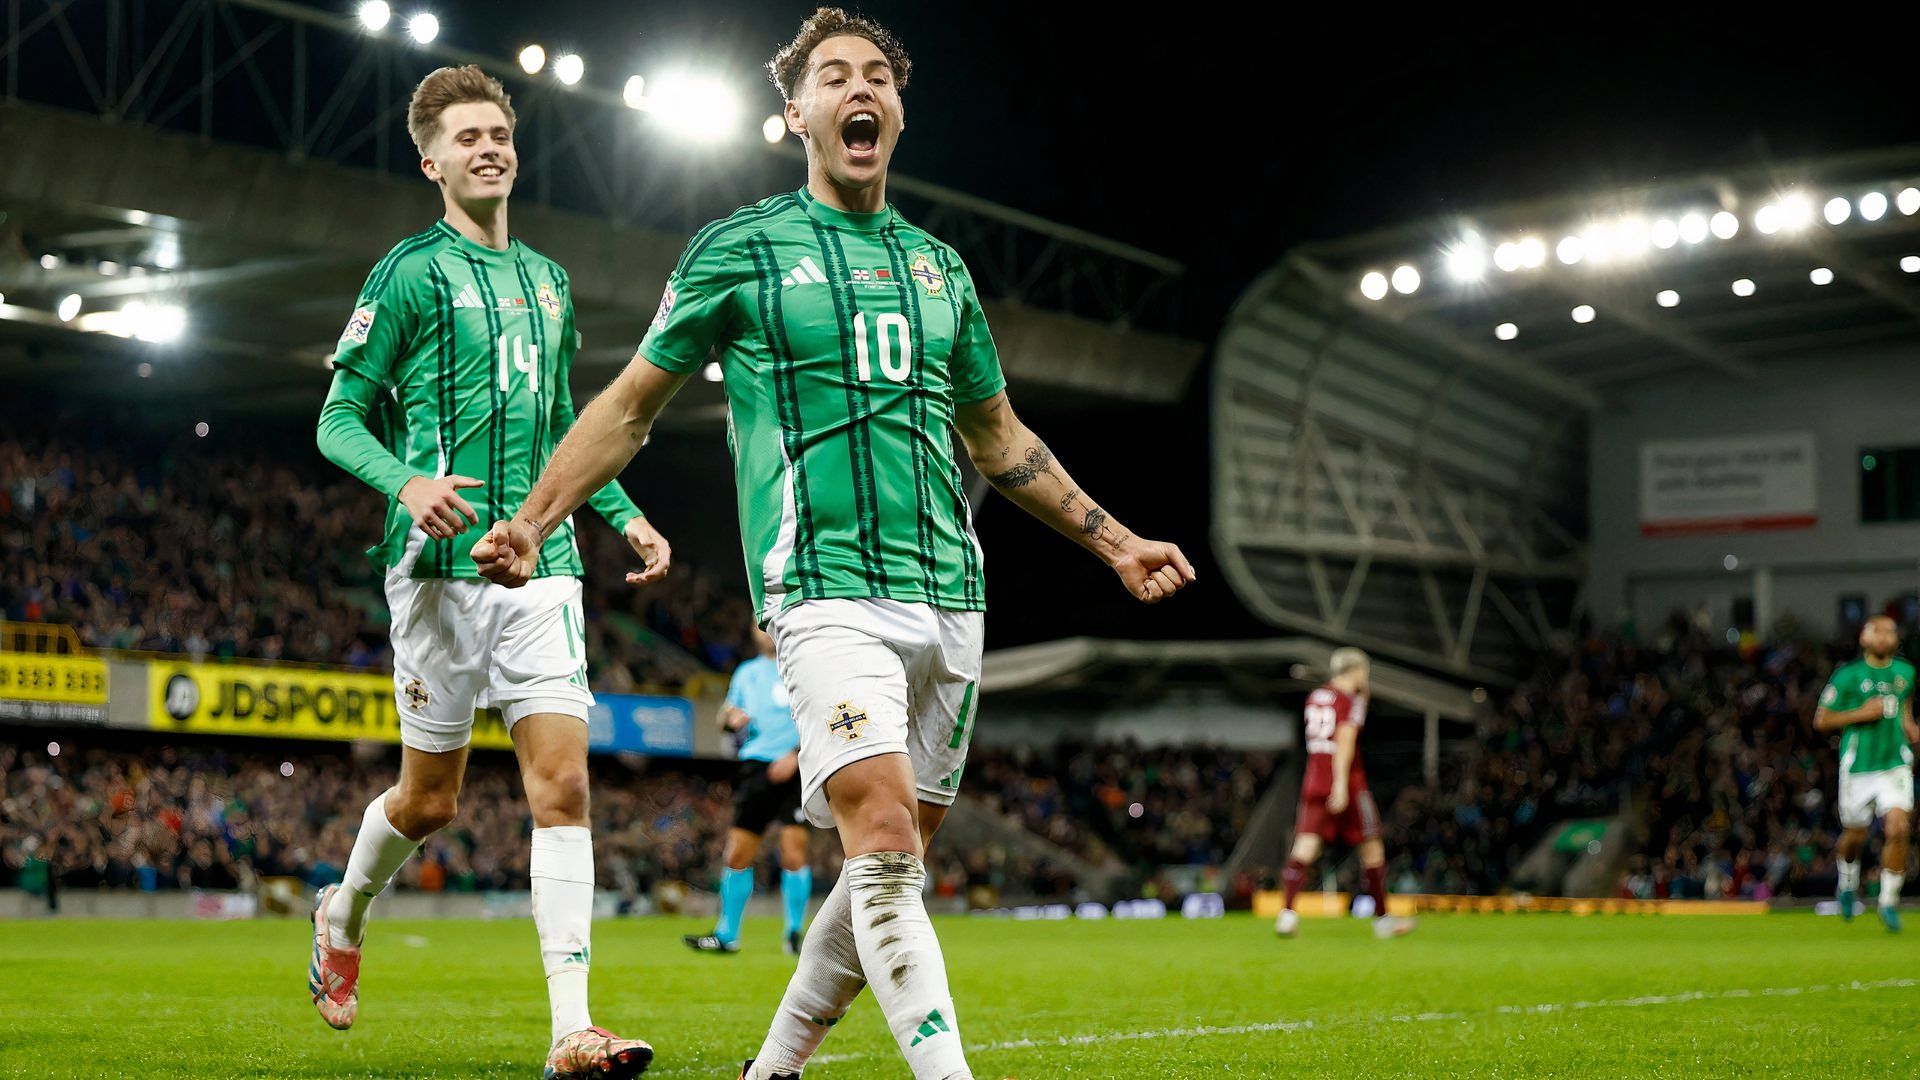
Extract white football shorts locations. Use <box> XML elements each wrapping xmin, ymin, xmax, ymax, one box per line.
<box><xmin>768</xmin><ymin>597</ymin><xmax>984</xmax><ymax>829</ymax></box>
<box><xmin>384</xmin><ymin>569</ymin><xmax>593</xmax><ymax>753</ymax></box>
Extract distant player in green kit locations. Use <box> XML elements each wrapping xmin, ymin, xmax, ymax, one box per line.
<box><xmin>310</xmin><ymin>65</ymin><xmax>665</xmax><ymax>1078</ymax></box>
<box><xmin>473</xmin><ymin>9</ymin><xmax>1195</xmax><ymax>1077</ymax></box>
<box><xmin>1814</xmin><ymin>614</ymin><xmax>1920</xmax><ymax>931</ymax></box>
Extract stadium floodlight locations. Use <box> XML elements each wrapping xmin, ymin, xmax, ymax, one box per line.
<box><xmin>39</xmin><ymin>253</ymin><xmax>60</xmax><ymax>270</ymax></box>
<box><xmin>518</xmin><ymin>45</ymin><xmax>546</xmax><ymax>75</ymax></box>
<box><xmin>554</xmin><ymin>53</ymin><xmax>585</xmax><ymax>86</ymax></box>
<box><xmin>357</xmin><ymin>1</ymin><xmax>391</xmax><ymax>31</ymax></box>
<box><xmin>1556</xmin><ymin>235</ymin><xmax>1585</xmax><ymax>265</ymax></box>
<box><xmin>1860</xmin><ymin>191</ymin><xmax>1889</xmax><ymax>221</ymax></box>
<box><xmin>1710</xmin><ymin>210</ymin><xmax>1739</xmax><ymax>239</ymax></box>
<box><xmin>1656</xmin><ymin>289</ymin><xmax>1680</xmax><ymax>308</ymax></box>
<box><xmin>1517</xmin><ymin>236</ymin><xmax>1546</xmax><ymax>268</ymax></box>
<box><xmin>1570</xmin><ymin>304</ymin><xmax>1596</xmax><ymax>324</ymax></box>
<box><xmin>1903</xmin><ymin>255</ymin><xmax>1920</xmax><ymax>274</ymax></box>
<box><xmin>1824</xmin><ymin>197</ymin><xmax>1851</xmax><ymax>226</ymax></box>
<box><xmin>195</xmin><ymin>421</ymin><xmax>210</xmax><ymax>437</ymax></box>
<box><xmin>136</xmin><ymin>362</ymin><xmax>152</xmax><ymax>378</ymax></box>
<box><xmin>1779</xmin><ymin>193</ymin><xmax>1813</xmax><ymax>231</ymax></box>
<box><xmin>1753</xmin><ymin>203</ymin><xmax>1781</xmax><ymax>234</ymax></box>
<box><xmin>1494</xmin><ymin>321</ymin><xmax>1518</xmax><ymax>341</ymax></box>
<box><xmin>1809</xmin><ymin>266</ymin><xmax>1834</xmax><ymax>286</ymax></box>
<box><xmin>1493</xmin><ymin>242</ymin><xmax>1522</xmax><ymax>273</ymax></box>
<box><xmin>762</xmin><ymin>115</ymin><xmax>786</xmax><ymax>144</ymax></box>
<box><xmin>648</xmin><ymin>74</ymin><xmax>744</xmax><ymax>142</ymax></box>
<box><xmin>1900</xmin><ymin>187</ymin><xmax>1920</xmax><ymax>215</ymax></box>
<box><xmin>1581</xmin><ymin>222</ymin><xmax>1615</xmax><ymax>263</ymax></box>
<box><xmin>1390</xmin><ymin>264</ymin><xmax>1421</xmax><ymax>294</ymax></box>
<box><xmin>1678</xmin><ymin>212</ymin><xmax>1709</xmax><ymax>244</ymax></box>
<box><xmin>0</xmin><ymin>291</ymin><xmax>6</xmax><ymax>306</ymax></box>
<box><xmin>1443</xmin><ymin>239</ymin><xmax>1486</xmax><ymax>283</ymax></box>
<box><xmin>1732</xmin><ymin>277</ymin><xmax>1756</xmax><ymax>297</ymax></box>
<box><xmin>57</xmin><ymin>293</ymin><xmax>81</xmax><ymax>321</ymax></box>
<box><xmin>623</xmin><ymin>75</ymin><xmax>647</xmax><ymax>110</ymax></box>
<box><xmin>1359</xmin><ymin>271</ymin><xmax>1389</xmax><ymax>300</ymax></box>
<box><xmin>1615</xmin><ymin>217</ymin><xmax>1650</xmax><ymax>257</ymax></box>
<box><xmin>702</xmin><ymin>361</ymin><xmax>723</xmax><ymax>382</ymax></box>
<box><xmin>1651</xmin><ymin>219</ymin><xmax>1680</xmax><ymax>249</ymax></box>
<box><xmin>406</xmin><ymin>12</ymin><xmax>438</xmax><ymax>45</ymax></box>
<box><xmin>97</xmin><ymin>261</ymin><xmax>121</xmax><ymax>276</ymax></box>
<box><xmin>133</xmin><ymin>303</ymin><xmax>187</xmax><ymax>344</ymax></box>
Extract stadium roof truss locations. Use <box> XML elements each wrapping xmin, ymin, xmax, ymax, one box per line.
<box><xmin>0</xmin><ymin>0</ymin><xmax>1202</xmax><ymax>410</ymax></box>
<box><xmin>1215</xmin><ymin>148</ymin><xmax>1920</xmax><ymax>682</ymax></box>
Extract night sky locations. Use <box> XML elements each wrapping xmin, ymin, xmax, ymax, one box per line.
<box><xmin>428</xmin><ymin>2</ymin><xmax>1920</xmax><ymax>326</ymax></box>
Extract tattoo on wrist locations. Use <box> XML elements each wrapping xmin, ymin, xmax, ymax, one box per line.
<box><xmin>1079</xmin><ymin>507</ymin><xmax>1107</xmax><ymax>538</ymax></box>
<box><xmin>1078</xmin><ymin>506</ymin><xmax>1131</xmax><ymax>550</ymax></box>
<box><xmin>986</xmin><ymin>443</ymin><xmax>1054</xmax><ymax>489</ymax></box>
<box><xmin>1059</xmin><ymin>490</ymin><xmax>1079</xmax><ymax>513</ymax></box>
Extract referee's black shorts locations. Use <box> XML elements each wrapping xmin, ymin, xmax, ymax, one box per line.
<box><xmin>731</xmin><ymin>759</ymin><xmax>805</xmax><ymax>831</ymax></box>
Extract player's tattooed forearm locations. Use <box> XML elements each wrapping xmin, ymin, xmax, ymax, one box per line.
<box><xmin>986</xmin><ymin>443</ymin><xmax>1055</xmax><ymax>489</ymax></box>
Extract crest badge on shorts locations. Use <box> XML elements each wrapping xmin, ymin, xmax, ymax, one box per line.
<box><xmin>403</xmin><ymin>678</ymin><xmax>431</xmax><ymax>710</ymax></box>
<box><xmin>829</xmin><ymin>701</ymin><xmax>868</xmax><ymax>741</ymax></box>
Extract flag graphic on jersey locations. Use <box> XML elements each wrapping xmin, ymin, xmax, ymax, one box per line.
<box><xmin>638</xmin><ymin>188</ymin><xmax>1006</xmax><ymax>622</ymax></box>
<box><xmin>1820</xmin><ymin>657</ymin><xmax>1917</xmax><ymax>774</ymax></box>
<box><xmin>331</xmin><ymin>220</ymin><xmax>640</xmax><ymax>579</ymax></box>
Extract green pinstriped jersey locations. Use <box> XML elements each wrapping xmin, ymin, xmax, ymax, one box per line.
<box><xmin>332</xmin><ymin>220</ymin><xmax>639</xmax><ymax>579</ymax></box>
<box><xmin>638</xmin><ymin>187</ymin><xmax>1007</xmax><ymax>622</ymax></box>
<box><xmin>1820</xmin><ymin>657</ymin><xmax>1916</xmax><ymax>774</ymax></box>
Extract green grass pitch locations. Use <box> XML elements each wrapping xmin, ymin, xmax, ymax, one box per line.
<box><xmin>3</xmin><ymin>912</ymin><xmax>1917</xmax><ymax>1076</ymax></box>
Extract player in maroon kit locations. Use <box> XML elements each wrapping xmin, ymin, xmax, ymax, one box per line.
<box><xmin>1275</xmin><ymin>647</ymin><xmax>1416</xmax><ymax>939</ymax></box>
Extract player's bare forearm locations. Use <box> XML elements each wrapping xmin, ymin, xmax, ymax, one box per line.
<box><xmin>1814</xmin><ymin>702</ymin><xmax>1885</xmax><ymax>731</ymax></box>
<box><xmin>515</xmin><ymin>354</ymin><xmax>686</xmax><ymax>543</ymax></box>
<box><xmin>955</xmin><ymin>392</ymin><xmax>1134</xmax><ymax>562</ymax></box>
<box><xmin>1332</xmin><ymin>725</ymin><xmax>1358</xmax><ymax>790</ymax></box>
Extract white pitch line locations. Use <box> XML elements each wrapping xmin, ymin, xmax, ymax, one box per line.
<box><xmin>806</xmin><ymin>977</ymin><xmax>1917</xmax><ymax>1066</ymax></box>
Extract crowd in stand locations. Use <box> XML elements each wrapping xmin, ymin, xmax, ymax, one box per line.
<box><xmin>1375</xmin><ymin>615</ymin><xmax>1891</xmax><ymax>901</ymax></box>
<box><xmin>967</xmin><ymin>741</ymin><xmax>1276</xmax><ymax>872</ymax></box>
<box><xmin>0</xmin><ymin>738</ymin><xmax>746</xmax><ymax>905</ymax></box>
<box><xmin>0</xmin><ymin>424</ymin><xmax>748</xmax><ymax>688</ymax></box>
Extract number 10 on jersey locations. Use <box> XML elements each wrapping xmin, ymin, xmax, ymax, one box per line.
<box><xmin>853</xmin><ymin>312</ymin><xmax>913</xmax><ymax>383</ymax></box>
<box><xmin>498</xmin><ymin>336</ymin><xmax>540</xmax><ymax>394</ymax></box>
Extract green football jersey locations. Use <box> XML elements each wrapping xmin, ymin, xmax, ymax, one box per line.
<box><xmin>638</xmin><ymin>187</ymin><xmax>1007</xmax><ymax>622</ymax></box>
<box><xmin>1820</xmin><ymin>656</ymin><xmax>1917</xmax><ymax>774</ymax></box>
<box><xmin>332</xmin><ymin>220</ymin><xmax>640</xmax><ymax>579</ymax></box>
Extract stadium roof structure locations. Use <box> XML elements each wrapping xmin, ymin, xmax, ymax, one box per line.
<box><xmin>0</xmin><ymin>0</ymin><xmax>1202</xmax><ymax>417</ymax></box>
<box><xmin>1214</xmin><ymin>147</ymin><xmax>1920</xmax><ymax>684</ymax></box>
<box><xmin>982</xmin><ymin>636</ymin><xmax>1488</xmax><ymax>725</ymax></box>
<box><xmin>1291</xmin><ymin>146</ymin><xmax>1920</xmax><ymax>399</ymax></box>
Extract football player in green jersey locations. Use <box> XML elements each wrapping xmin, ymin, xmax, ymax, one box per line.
<box><xmin>474</xmin><ymin>9</ymin><xmax>1194</xmax><ymax>1077</ymax></box>
<box><xmin>311</xmin><ymin>65</ymin><xmax>660</xmax><ymax>1078</ymax></box>
<box><xmin>1813</xmin><ymin>614</ymin><xmax>1920</xmax><ymax>931</ymax></box>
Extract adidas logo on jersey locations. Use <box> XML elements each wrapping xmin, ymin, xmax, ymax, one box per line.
<box><xmin>451</xmin><ymin>283</ymin><xmax>483</xmax><ymax>308</ymax></box>
<box><xmin>781</xmin><ymin>257</ymin><xmax>829</xmax><ymax>288</ymax></box>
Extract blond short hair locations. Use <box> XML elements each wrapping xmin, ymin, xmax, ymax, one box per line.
<box><xmin>407</xmin><ymin>65</ymin><xmax>515</xmax><ymax>158</ymax></box>
<box><xmin>1329</xmin><ymin>647</ymin><xmax>1370</xmax><ymax>677</ymax></box>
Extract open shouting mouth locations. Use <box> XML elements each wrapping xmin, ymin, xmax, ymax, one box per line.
<box><xmin>841</xmin><ymin>111</ymin><xmax>879</xmax><ymax>163</ymax></box>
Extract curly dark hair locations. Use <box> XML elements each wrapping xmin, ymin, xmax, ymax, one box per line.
<box><xmin>767</xmin><ymin>7</ymin><xmax>912</xmax><ymax>101</ymax></box>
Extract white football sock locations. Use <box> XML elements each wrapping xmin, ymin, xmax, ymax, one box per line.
<box><xmin>1838</xmin><ymin>858</ymin><xmax>1862</xmax><ymax>894</ymax></box>
<box><xmin>751</xmin><ymin>873</ymin><xmax>864</xmax><ymax>1077</ymax></box>
<box><xmin>532</xmin><ymin>826</ymin><xmax>596</xmax><ymax>1044</ymax></box>
<box><xmin>1882</xmin><ymin>870</ymin><xmax>1905</xmax><ymax>907</ymax></box>
<box><xmin>844</xmin><ymin>852</ymin><xmax>970</xmax><ymax>1080</ymax></box>
<box><xmin>329</xmin><ymin>791</ymin><xmax>423</xmax><ymax>949</ymax></box>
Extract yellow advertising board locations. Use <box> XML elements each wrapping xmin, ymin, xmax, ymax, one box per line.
<box><xmin>0</xmin><ymin>652</ymin><xmax>110</xmax><ymax>722</ymax></box>
<box><xmin>149</xmin><ymin>660</ymin><xmax>514</xmax><ymax>750</ymax></box>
